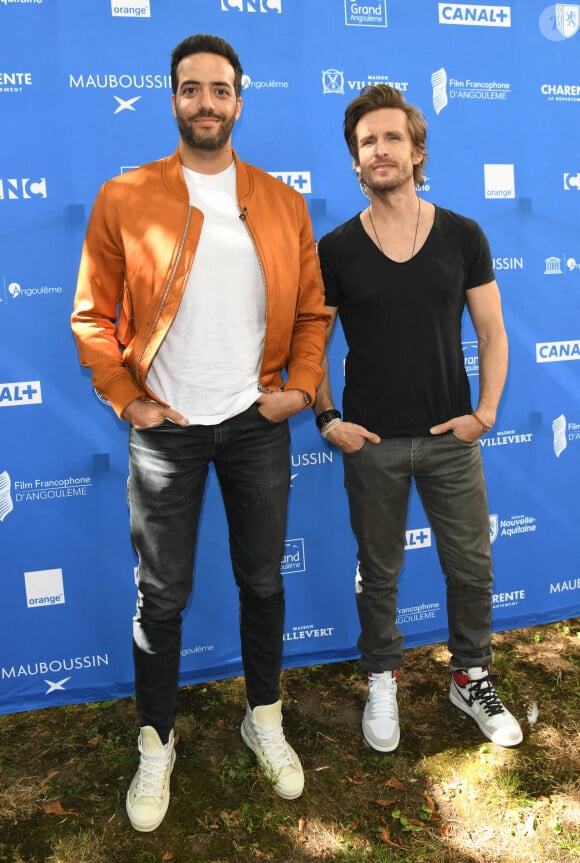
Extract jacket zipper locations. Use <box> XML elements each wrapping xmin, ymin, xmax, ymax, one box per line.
<box><xmin>135</xmin><ymin>206</ymin><xmax>193</xmax><ymax>388</ymax></box>
<box><xmin>240</xmin><ymin>205</ymin><xmax>282</xmax><ymax>393</ymax></box>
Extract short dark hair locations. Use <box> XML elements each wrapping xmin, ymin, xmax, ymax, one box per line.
<box><xmin>171</xmin><ymin>34</ymin><xmax>243</xmax><ymax>98</ymax></box>
<box><xmin>343</xmin><ymin>84</ymin><xmax>428</xmax><ymax>185</ymax></box>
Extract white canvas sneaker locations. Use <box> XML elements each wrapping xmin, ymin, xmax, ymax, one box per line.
<box><xmin>241</xmin><ymin>700</ymin><xmax>304</xmax><ymax>799</ymax></box>
<box><xmin>126</xmin><ymin>726</ymin><xmax>176</xmax><ymax>832</ymax></box>
<box><xmin>362</xmin><ymin>670</ymin><xmax>400</xmax><ymax>752</ymax></box>
<box><xmin>450</xmin><ymin>667</ymin><xmax>523</xmax><ymax>747</ymax></box>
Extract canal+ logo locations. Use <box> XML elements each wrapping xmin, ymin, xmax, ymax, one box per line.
<box><xmin>536</xmin><ymin>340</ymin><xmax>580</xmax><ymax>363</ymax></box>
<box><xmin>438</xmin><ymin>4</ymin><xmax>511</xmax><ymax>26</ymax></box>
<box><xmin>0</xmin><ymin>381</ymin><xmax>43</xmax><ymax>407</ymax></box>
<box><xmin>268</xmin><ymin>172</ymin><xmax>312</xmax><ymax>194</ymax></box>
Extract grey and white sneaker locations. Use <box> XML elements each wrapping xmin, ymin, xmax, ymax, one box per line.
<box><xmin>450</xmin><ymin>667</ymin><xmax>523</xmax><ymax>747</ymax></box>
<box><xmin>241</xmin><ymin>700</ymin><xmax>304</xmax><ymax>799</ymax></box>
<box><xmin>362</xmin><ymin>670</ymin><xmax>400</xmax><ymax>752</ymax></box>
<box><xmin>126</xmin><ymin>726</ymin><xmax>175</xmax><ymax>832</ymax></box>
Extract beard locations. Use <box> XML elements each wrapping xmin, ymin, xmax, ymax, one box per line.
<box><xmin>358</xmin><ymin>161</ymin><xmax>415</xmax><ymax>196</ymax></box>
<box><xmin>175</xmin><ymin>107</ymin><xmax>236</xmax><ymax>152</ymax></box>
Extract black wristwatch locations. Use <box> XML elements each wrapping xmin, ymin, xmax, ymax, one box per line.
<box><xmin>316</xmin><ymin>408</ymin><xmax>341</xmax><ymax>430</ymax></box>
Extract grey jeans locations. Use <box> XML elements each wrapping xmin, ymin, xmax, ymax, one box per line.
<box><xmin>128</xmin><ymin>404</ymin><xmax>291</xmax><ymax>742</ymax></box>
<box><xmin>343</xmin><ymin>432</ymin><xmax>494</xmax><ymax>672</ymax></box>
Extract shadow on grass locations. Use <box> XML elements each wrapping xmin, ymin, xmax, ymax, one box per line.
<box><xmin>1</xmin><ymin>620</ymin><xmax>578</xmax><ymax>863</ymax></box>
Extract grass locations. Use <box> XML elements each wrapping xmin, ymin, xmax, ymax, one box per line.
<box><xmin>0</xmin><ymin>619</ymin><xmax>578</xmax><ymax>863</ymax></box>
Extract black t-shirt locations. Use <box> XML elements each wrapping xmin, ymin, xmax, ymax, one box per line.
<box><xmin>318</xmin><ymin>205</ymin><xmax>494</xmax><ymax>437</ymax></box>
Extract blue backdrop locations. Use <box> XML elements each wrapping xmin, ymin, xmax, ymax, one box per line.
<box><xmin>1</xmin><ymin>0</ymin><xmax>579</xmax><ymax>715</ymax></box>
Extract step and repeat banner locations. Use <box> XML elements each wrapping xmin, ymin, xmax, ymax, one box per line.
<box><xmin>1</xmin><ymin>0</ymin><xmax>579</xmax><ymax>715</ymax></box>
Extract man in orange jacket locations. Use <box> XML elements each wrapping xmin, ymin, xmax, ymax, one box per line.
<box><xmin>72</xmin><ymin>33</ymin><xmax>328</xmax><ymax>831</ymax></box>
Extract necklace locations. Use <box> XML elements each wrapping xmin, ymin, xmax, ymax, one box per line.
<box><xmin>367</xmin><ymin>196</ymin><xmax>422</xmax><ymax>259</ymax></box>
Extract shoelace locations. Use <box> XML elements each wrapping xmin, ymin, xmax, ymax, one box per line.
<box><xmin>467</xmin><ymin>675</ymin><xmax>506</xmax><ymax>717</ymax></box>
<box><xmin>133</xmin><ymin>755</ymin><xmax>171</xmax><ymax>798</ymax></box>
<box><xmin>254</xmin><ymin>725</ymin><xmax>294</xmax><ymax>769</ymax></box>
<box><xmin>369</xmin><ymin>675</ymin><xmax>397</xmax><ymax>719</ymax></box>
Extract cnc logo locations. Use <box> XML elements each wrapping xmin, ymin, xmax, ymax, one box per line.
<box><xmin>24</xmin><ymin>568</ymin><xmax>65</xmax><ymax>608</ymax></box>
<box><xmin>322</xmin><ymin>69</ymin><xmax>344</xmax><ymax>95</ymax></box>
<box><xmin>269</xmin><ymin>172</ymin><xmax>312</xmax><ymax>194</ymax></box>
<box><xmin>536</xmin><ymin>340</ymin><xmax>580</xmax><ymax>363</ymax></box>
<box><xmin>0</xmin><ymin>471</ymin><xmax>13</xmax><ymax>522</ymax></box>
<box><xmin>221</xmin><ymin>0</ymin><xmax>282</xmax><ymax>11</ymax></box>
<box><xmin>564</xmin><ymin>172</ymin><xmax>580</xmax><ymax>190</ymax></box>
<box><xmin>438</xmin><ymin>4</ymin><xmax>511</xmax><ymax>26</ymax></box>
<box><xmin>111</xmin><ymin>1</ymin><xmax>150</xmax><ymax>16</ymax></box>
<box><xmin>484</xmin><ymin>163</ymin><xmax>515</xmax><ymax>199</ymax></box>
<box><xmin>539</xmin><ymin>4</ymin><xmax>579</xmax><ymax>40</ymax></box>
<box><xmin>344</xmin><ymin>0</ymin><xmax>387</xmax><ymax>27</ymax></box>
<box><xmin>0</xmin><ymin>178</ymin><xmax>46</xmax><ymax>200</ymax></box>
<box><xmin>0</xmin><ymin>71</ymin><xmax>32</xmax><ymax>93</ymax></box>
<box><xmin>281</xmin><ymin>538</ymin><xmax>306</xmax><ymax>574</ymax></box>
<box><xmin>0</xmin><ymin>381</ymin><xmax>42</xmax><ymax>406</ymax></box>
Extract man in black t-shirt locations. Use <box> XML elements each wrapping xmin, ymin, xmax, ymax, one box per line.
<box><xmin>315</xmin><ymin>84</ymin><xmax>522</xmax><ymax>752</ymax></box>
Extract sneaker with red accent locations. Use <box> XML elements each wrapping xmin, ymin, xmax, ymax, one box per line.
<box><xmin>449</xmin><ymin>667</ymin><xmax>523</xmax><ymax>747</ymax></box>
<box><xmin>362</xmin><ymin>670</ymin><xmax>400</xmax><ymax>752</ymax></box>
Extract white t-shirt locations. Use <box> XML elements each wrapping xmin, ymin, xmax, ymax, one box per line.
<box><xmin>146</xmin><ymin>161</ymin><xmax>265</xmax><ymax>425</ymax></box>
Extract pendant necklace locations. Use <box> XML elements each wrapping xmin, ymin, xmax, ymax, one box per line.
<box><xmin>367</xmin><ymin>196</ymin><xmax>422</xmax><ymax>259</ymax></box>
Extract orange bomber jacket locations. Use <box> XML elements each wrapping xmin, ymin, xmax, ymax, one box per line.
<box><xmin>71</xmin><ymin>148</ymin><xmax>330</xmax><ymax>419</ymax></box>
